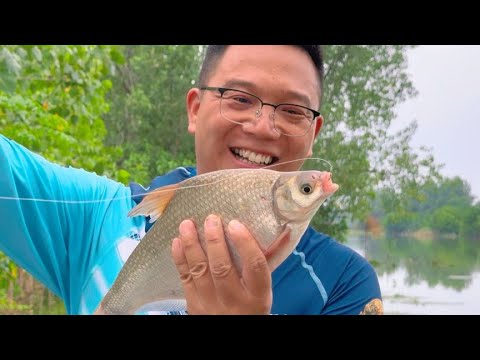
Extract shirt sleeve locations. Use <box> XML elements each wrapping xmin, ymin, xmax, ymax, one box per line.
<box><xmin>0</xmin><ymin>134</ymin><xmax>139</xmax><ymax>311</ymax></box>
<box><xmin>321</xmin><ymin>250</ymin><xmax>383</xmax><ymax>315</ymax></box>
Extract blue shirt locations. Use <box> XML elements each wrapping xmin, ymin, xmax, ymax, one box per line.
<box><xmin>0</xmin><ymin>134</ymin><xmax>382</xmax><ymax>315</ymax></box>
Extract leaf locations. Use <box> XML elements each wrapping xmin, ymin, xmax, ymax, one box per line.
<box><xmin>32</xmin><ymin>47</ymin><xmax>43</xmax><ymax>62</ymax></box>
<box><xmin>116</xmin><ymin>169</ymin><xmax>131</xmax><ymax>184</ymax></box>
<box><xmin>109</xmin><ymin>47</ymin><xmax>125</xmax><ymax>65</ymax></box>
<box><xmin>0</xmin><ymin>73</ymin><xmax>17</xmax><ymax>93</ymax></box>
<box><xmin>1</xmin><ymin>48</ymin><xmax>21</xmax><ymax>75</ymax></box>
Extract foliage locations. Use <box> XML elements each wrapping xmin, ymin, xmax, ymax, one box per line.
<box><xmin>0</xmin><ymin>289</ymin><xmax>33</xmax><ymax>314</ymax></box>
<box><xmin>430</xmin><ymin>206</ymin><xmax>462</xmax><ymax>234</ymax></box>
<box><xmin>384</xmin><ymin>210</ymin><xmax>423</xmax><ymax>234</ymax></box>
<box><xmin>0</xmin><ymin>45</ymin><xmax>125</xmax><ymax>176</ymax></box>
<box><xmin>461</xmin><ymin>204</ymin><xmax>480</xmax><ymax>239</ymax></box>
<box><xmin>103</xmin><ymin>45</ymin><xmax>203</xmax><ymax>186</ymax></box>
<box><xmin>375</xmin><ymin>175</ymin><xmax>478</xmax><ymax>237</ymax></box>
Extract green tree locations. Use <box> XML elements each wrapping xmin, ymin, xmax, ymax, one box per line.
<box><xmin>103</xmin><ymin>45</ymin><xmax>203</xmax><ymax>185</ymax></box>
<box><xmin>430</xmin><ymin>206</ymin><xmax>462</xmax><ymax>234</ymax></box>
<box><xmin>411</xmin><ymin>176</ymin><xmax>473</xmax><ymax>213</ymax></box>
<box><xmin>0</xmin><ymin>45</ymin><xmax>124</xmax><ymax>176</ymax></box>
<box><xmin>384</xmin><ymin>210</ymin><xmax>422</xmax><ymax>234</ymax></box>
<box><xmin>375</xmin><ymin>174</ymin><xmax>477</xmax><ymax>237</ymax></box>
<box><xmin>461</xmin><ymin>203</ymin><xmax>480</xmax><ymax>239</ymax></box>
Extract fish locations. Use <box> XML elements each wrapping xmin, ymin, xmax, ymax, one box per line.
<box><xmin>94</xmin><ymin>168</ymin><xmax>339</xmax><ymax>315</ymax></box>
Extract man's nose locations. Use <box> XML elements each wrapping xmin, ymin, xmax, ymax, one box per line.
<box><xmin>242</xmin><ymin>106</ymin><xmax>281</xmax><ymax>140</ymax></box>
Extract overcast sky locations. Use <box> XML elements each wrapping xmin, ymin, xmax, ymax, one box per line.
<box><xmin>391</xmin><ymin>45</ymin><xmax>480</xmax><ymax>201</ymax></box>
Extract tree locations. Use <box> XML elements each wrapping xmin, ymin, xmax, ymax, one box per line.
<box><xmin>461</xmin><ymin>203</ymin><xmax>480</xmax><ymax>239</ymax></box>
<box><xmin>430</xmin><ymin>206</ymin><xmax>462</xmax><ymax>235</ymax></box>
<box><xmin>0</xmin><ymin>45</ymin><xmax>123</xmax><ymax>176</ymax></box>
<box><xmin>374</xmin><ymin>173</ymin><xmax>477</xmax><ymax>236</ymax></box>
<box><xmin>103</xmin><ymin>45</ymin><xmax>204</xmax><ymax>185</ymax></box>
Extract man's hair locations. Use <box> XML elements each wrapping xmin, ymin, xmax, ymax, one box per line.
<box><xmin>198</xmin><ymin>45</ymin><xmax>324</xmax><ymax>105</ymax></box>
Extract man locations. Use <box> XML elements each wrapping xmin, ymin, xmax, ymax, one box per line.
<box><xmin>0</xmin><ymin>45</ymin><xmax>383</xmax><ymax>315</ymax></box>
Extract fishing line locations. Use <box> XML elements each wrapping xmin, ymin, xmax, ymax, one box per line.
<box><xmin>0</xmin><ymin>157</ymin><xmax>334</xmax><ymax>204</ymax></box>
<box><xmin>262</xmin><ymin>157</ymin><xmax>333</xmax><ymax>172</ymax></box>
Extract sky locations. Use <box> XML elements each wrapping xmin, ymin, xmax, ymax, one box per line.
<box><xmin>391</xmin><ymin>45</ymin><xmax>480</xmax><ymax>201</ymax></box>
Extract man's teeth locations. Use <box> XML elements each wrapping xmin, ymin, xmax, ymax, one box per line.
<box><xmin>232</xmin><ymin>148</ymin><xmax>273</xmax><ymax>165</ymax></box>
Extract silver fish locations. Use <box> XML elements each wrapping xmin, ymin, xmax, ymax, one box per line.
<box><xmin>95</xmin><ymin>168</ymin><xmax>339</xmax><ymax>314</ymax></box>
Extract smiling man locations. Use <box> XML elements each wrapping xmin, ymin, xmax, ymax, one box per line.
<box><xmin>165</xmin><ymin>45</ymin><xmax>383</xmax><ymax>315</ymax></box>
<box><xmin>0</xmin><ymin>45</ymin><xmax>383</xmax><ymax>315</ymax></box>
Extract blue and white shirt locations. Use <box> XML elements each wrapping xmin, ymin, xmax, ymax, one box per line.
<box><xmin>0</xmin><ymin>134</ymin><xmax>383</xmax><ymax>315</ymax></box>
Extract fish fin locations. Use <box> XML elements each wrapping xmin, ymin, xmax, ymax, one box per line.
<box><xmin>264</xmin><ymin>227</ymin><xmax>292</xmax><ymax>272</ymax></box>
<box><xmin>128</xmin><ymin>183</ymin><xmax>179</xmax><ymax>223</ymax></box>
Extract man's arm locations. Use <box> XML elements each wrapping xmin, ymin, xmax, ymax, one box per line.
<box><xmin>359</xmin><ymin>298</ymin><xmax>384</xmax><ymax>315</ymax></box>
<box><xmin>0</xmin><ymin>134</ymin><xmax>136</xmax><ymax>312</ymax></box>
<box><xmin>321</xmin><ymin>253</ymin><xmax>383</xmax><ymax>315</ymax></box>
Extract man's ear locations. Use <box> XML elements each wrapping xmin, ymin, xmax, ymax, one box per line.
<box><xmin>306</xmin><ymin>115</ymin><xmax>324</xmax><ymax>158</ymax></box>
<box><xmin>186</xmin><ymin>88</ymin><xmax>201</xmax><ymax>134</ymax></box>
<box><xmin>314</xmin><ymin>115</ymin><xmax>324</xmax><ymax>139</ymax></box>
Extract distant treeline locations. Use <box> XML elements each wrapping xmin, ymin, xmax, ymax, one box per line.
<box><xmin>372</xmin><ymin>176</ymin><xmax>480</xmax><ymax>238</ymax></box>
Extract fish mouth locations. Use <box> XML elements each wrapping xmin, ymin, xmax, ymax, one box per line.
<box><xmin>230</xmin><ymin>147</ymin><xmax>279</xmax><ymax>167</ymax></box>
<box><xmin>319</xmin><ymin>172</ymin><xmax>339</xmax><ymax>195</ymax></box>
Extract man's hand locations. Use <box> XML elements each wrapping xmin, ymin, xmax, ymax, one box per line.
<box><xmin>171</xmin><ymin>214</ymin><xmax>272</xmax><ymax>315</ymax></box>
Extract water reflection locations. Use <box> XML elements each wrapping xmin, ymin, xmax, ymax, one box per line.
<box><xmin>346</xmin><ymin>233</ymin><xmax>480</xmax><ymax>314</ymax></box>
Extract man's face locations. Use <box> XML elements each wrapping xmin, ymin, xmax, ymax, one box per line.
<box><xmin>186</xmin><ymin>45</ymin><xmax>323</xmax><ymax>175</ymax></box>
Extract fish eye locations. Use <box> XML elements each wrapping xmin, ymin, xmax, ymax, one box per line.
<box><xmin>300</xmin><ymin>183</ymin><xmax>313</xmax><ymax>195</ymax></box>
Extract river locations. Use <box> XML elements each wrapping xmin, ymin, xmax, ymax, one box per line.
<box><xmin>345</xmin><ymin>232</ymin><xmax>480</xmax><ymax>315</ymax></box>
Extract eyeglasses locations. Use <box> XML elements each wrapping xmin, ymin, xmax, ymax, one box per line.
<box><xmin>200</xmin><ymin>86</ymin><xmax>320</xmax><ymax>137</ymax></box>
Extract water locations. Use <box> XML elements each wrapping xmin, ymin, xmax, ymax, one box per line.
<box><xmin>346</xmin><ymin>232</ymin><xmax>480</xmax><ymax>315</ymax></box>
